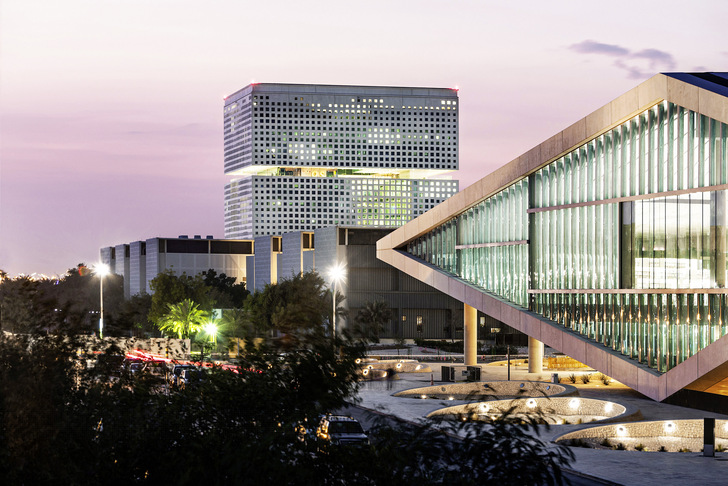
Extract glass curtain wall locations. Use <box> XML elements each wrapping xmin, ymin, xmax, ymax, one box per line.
<box><xmin>622</xmin><ymin>191</ymin><xmax>728</xmax><ymax>289</ymax></box>
<box><xmin>407</xmin><ymin>100</ymin><xmax>728</xmax><ymax>373</ymax></box>
<box><xmin>407</xmin><ymin>179</ymin><xmax>529</xmax><ymax>306</ymax></box>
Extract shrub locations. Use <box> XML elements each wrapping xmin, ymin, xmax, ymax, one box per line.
<box><xmin>634</xmin><ymin>443</ymin><xmax>645</xmax><ymax>451</ymax></box>
<box><xmin>568</xmin><ymin>439</ymin><xmax>590</xmax><ymax>448</ymax></box>
<box><xmin>568</xmin><ymin>373</ymin><xmax>577</xmax><ymax>383</ymax></box>
<box><xmin>580</xmin><ymin>374</ymin><xmax>591</xmax><ymax>384</ymax></box>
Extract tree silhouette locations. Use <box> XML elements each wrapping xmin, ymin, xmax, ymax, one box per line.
<box><xmin>355</xmin><ymin>300</ymin><xmax>392</xmax><ymax>343</ymax></box>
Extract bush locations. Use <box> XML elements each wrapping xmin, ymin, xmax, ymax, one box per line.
<box><xmin>580</xmin><ymin>373</ymin><xmax>592</xmax><ymax>384</ymax></box>
<box><xmin>1</xmin><ymin>330</ymin><xmax>575</xmax><ymax>485</ymax></box>
<box><xmin>0</xmin><ymin>331</ymin><xmax>365</xmax><ymax>485</ymax></box>
<box><xmin>567</xmin><ymin>438</ymin><xmax>590</xmax><ymax>448</ymax></box>
<box><xmin>414</xmin><ymin>339</ymin><xmax>463</xmax><ymax>353</ymax></box>
<box><xmin>487</xmin><ymin>344</ymin><xmax>510</xmax><ymax>355</ymax></box>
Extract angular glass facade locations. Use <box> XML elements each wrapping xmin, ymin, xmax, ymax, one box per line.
<box><xmin>406</xmin><ymin>100</ymin><xmax>728</xmax><ymax>372</ymax></box>
<box><xmin>408</xmin><ymin>179</ymin><xmax>529</xmax><ymax>306</ymax></box>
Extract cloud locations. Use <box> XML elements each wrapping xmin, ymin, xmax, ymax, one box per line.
<box><xmin>631</xmin><ymin>48</ymin><xmax>676</xmax><ymax>70</ymax></box>
<box><xmin>570</xmin><ymin>40</ymin><xmax>629</xmax><ymax>57</ymax></box>
<box><xmin>569</xmin><ymin>40</ymin><xmax>676</xmax><ymax>79</ymax></box>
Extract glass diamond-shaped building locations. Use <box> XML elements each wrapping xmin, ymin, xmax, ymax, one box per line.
<box><xmin>378</xmin><ymin>73</ymin><xmax>728</xmax><ymax>403</ymax></box>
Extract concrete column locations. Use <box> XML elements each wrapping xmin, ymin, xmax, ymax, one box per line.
<box><xmin>464</xmin><ymin>303</ymin><xmax>478</xmax><ymax>366</ymax></box>
<box><xmin>528</xmin><ymin>336</ymin><xmax>543</xmax><ymax>373</ymax></box>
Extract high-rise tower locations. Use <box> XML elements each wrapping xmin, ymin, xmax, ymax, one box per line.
<box><xmin>223</xmin><ymin>83</ymin><xmax>459</xmax><ymax>239</ymax></box>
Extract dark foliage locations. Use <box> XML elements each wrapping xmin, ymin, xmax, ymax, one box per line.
<box><xmin>244</xmin><ymin>271</ymin><xmax>333</xmax><ymax>337</ymax></box>
<box><xmin>0</xmin><ymin>265</ymin><xmax>125</xmax><ymax>335</ymax></box>
<box><xmin>0</xmin><ymin>269</ymin><xmax>573</xmax><ymax>485</ymax></box>
<box><xmin>201</xmin><ymin>269</ymin><xmax>249</xmax><ymax>309</ymax></box>
<box><xmin>0</xmin><ymin>331</ymin><xmax>364</xmax><ymax>485</ymax></box>
<box><xmin>148</xmin><ymin>270</ymin><xmax>213</xmax><ymax>324</ymax></box>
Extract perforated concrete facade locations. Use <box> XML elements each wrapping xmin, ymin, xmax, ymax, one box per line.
<box><xmin>223</xmin><ymin>83</ymin><xmax>459</xmax><ymax>239</ymax></box>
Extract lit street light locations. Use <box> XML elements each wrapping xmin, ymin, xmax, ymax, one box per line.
<box><xmin>201</xmin><ymin>322</ymin><xmax>218</xmax><ymax>363</ymax></box>
<box><xmin>94</xmin><ymin>263</ymin><xmax>110</xmax><ymax>339</ymax></box>
<box><xmin>204</xmin><ymin>322</ymin><xmax>218</xmax><ymax>345</ymax></box>
<box><xmin>328</xmin><ymin>262</ymin><xmax>346</xmax><ymax>338</ymax></box>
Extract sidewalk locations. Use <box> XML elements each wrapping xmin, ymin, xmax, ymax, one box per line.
<box><xmin>353</xmin><ymin>361</ymin><xmax>728</xmax><ymax>486</ymax></box>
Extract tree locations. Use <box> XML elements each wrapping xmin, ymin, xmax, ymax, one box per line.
<box><xmin>0</xmin><ymin>329</ymin><xmax>573</xmax><ymax>485</ymax></box>
<box><xmin>0</xmin><ymin>317</ymin><xmax>367</xmax><ymax>485</ymax></box>
<box><xmin>0</xmin><ymin>276</ymin><xmax>44</xmax><ymax>333</ymax></box>
<box><xmin>148</xmin><ymin>270</ymin><xmax>212</xmax><ymax>325</ymax></box>
<box><xmin>201</xmin><ymin>269</ymin><xmax>249</xmax><ymax>308</ymax></box>
<box><xmin>354</xmin><ymin>300</ymin><xmax>392</xmax><ymax>343</ymax></box>
<box><xmin>0</xmin><ymin>284</ymin><xmax>573</xmax><ymax>485</ymax></box>
<box><xmin>48</xmin><ymin>264</ymin><xmax>125</xmax><ymax>327</ymax></box>
<box><xmin>244</xmin><ymin>271</ymin><xmax>330</xmax><ymax>337</ymax></box>
<box><xmin>157</xmin><ymin>299</ymin><xmax>209</xmax><ymax>339</ymax></box>
<box><xmin>114</xmin><ymin>293</ymin><xmax>154</xmax><ymax>337</ymax></box>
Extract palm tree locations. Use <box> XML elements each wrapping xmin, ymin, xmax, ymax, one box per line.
<box><xmin>158</xmin><ymin>299</ymin><xmax>209</xmax><ymax>339</ymax></box>
<box><xmin>355</xmin><ymin>301</ymin><xmax>392</xmax><ymax>343</ymax></box>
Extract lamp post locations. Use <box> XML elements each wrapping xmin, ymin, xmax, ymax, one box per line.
<box><xmin>328</xmin><ymin>262</ymin><xmax>346</xmax><ymax>339</ymax></box>
<box><xmin>94</xmin><ymin>263</ymin><xmax>110</xmax><ymax>339</ymax></box>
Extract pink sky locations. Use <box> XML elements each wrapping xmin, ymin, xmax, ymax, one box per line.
<box><xmin>1</xmin><ymin>0</ymin><xmax>726</xmax><ymax>277</ymax></box>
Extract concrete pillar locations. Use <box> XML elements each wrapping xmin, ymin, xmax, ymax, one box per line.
<box><xmin>464</xmin><ymin>303</ymin><xmax>478</xmax><ymax>366</ymax></box>
<box><xmin>528</xmin><ymin>336</ymin><xmax>543</xmax><ymax>373</ymax></box>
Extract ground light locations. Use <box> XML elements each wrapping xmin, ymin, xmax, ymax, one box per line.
<box><xmin>93</xmin><ymin>263</ymin><xmax>110</xmax><ymax>339</ymax></box>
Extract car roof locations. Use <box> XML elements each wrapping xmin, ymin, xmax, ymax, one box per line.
<box><xmin>325</xmin><ymin>415</ymin><xmax>358</xmax><ymax>422</ymax></box>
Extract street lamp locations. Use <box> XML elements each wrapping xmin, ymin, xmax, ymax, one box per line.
<box><xmin>328</xmin><ymin>262</ymin><xmax>346</xmax><ymax>338</ymax></box>
<box><xmin>202</xmin><ymin>322</ymin><xmax>218</xmax><ymax>362</ymax></box>
<box><xmin>93</xmin><ymin>263</ymin><xmax>110</xmax><ymax>339</ymax></box>
<box><xmin>204</xmin><ymin>322</ymin><xmax>218</xmax><ymax>345</ymax></box>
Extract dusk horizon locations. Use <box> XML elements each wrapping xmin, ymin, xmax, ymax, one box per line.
<box><xmin>2</xmin><ymin>0</ymin><xmax>726</xmax><ymax>277</ymax></box>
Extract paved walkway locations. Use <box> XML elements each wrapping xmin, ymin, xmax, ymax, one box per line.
<box><xmin>353</xmin><ymin>361</ymin><xmax>728</xmax><ymax>486</ymax></box>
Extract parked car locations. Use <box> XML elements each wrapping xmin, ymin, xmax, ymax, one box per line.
<box><xmin>143</xmin><ymin>361</ymin><xmax>170</xmax><ymax>384</ymax></box>
<box><xmin>170</xmin><ymin>364</ymin><xmax>197</xmax><ymax>387</ymax></box>
<box><xmin>316</xmin><ymin>415</ymin><xmax>369</xmax><ymax>446</ymax></box>
<box><xmin>128</xmin><ymin>362</ymin><xmax>144</xmax><ymax>374</ymax></box>
<box><xmin>124</xmin><ymin>360</ymin><xmax>168</xmax><ymax>385</ymax></box>
<box><xmin>178</xmin><ymin>368</ymin><xmax>206</xmax><ymax>389</ymax></box>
